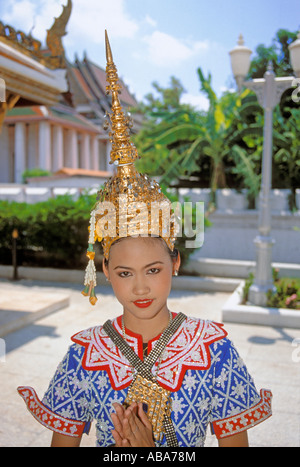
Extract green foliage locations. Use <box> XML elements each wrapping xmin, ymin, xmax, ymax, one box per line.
<box><xmin>132</xmin><ymin>28</ymin><xmax>300</xmax><ymax>210</ymax></box>
<box><xmin>242</xmin><ymin>269</ymin><xmax>300</xmax><ymax>310</ymax></box>
<box><xmin>267</xmin><ymin>276</ymin><xmax>300</xmax><ymax>310</ymax></box>
<box><xmin>138</xmin><ymin>76</ymin><xmax>187</xmax><ymax>115</ymax></box>
<box><xmin>134</xmin><ymin>70</ymin><xmax>266</xmax><ymax>207</ymax></box>
<box><xmin>0</xmin><ymin>194</ymin><xmax>95</xmax><ymax>269</ymax></box>
<box><xmin>134</xmin><ymin>76</ymin><xmax>202</xmax><ymax>179</ymax></box>
<box><xmin>161</xmin><ymin>185</ymin><xmax>212</xmax><ymax>266</ymax></box>
<box><xmin>242</xmin><ymin>272</ymin><xmax>254</xmax><ymax>304</ymax></box>
<box><xmin>248</xmin><ymin>29</ymin><xmax>298</xmax><ymax>79</ymax></box>
<box><xmin>273</xmin><ymin>108</ymin><xmax>300</xmax><ymax>209</ymax></box>
<box><xmin>0</xmin><ymin>189</ymin><xmax>207</xmax><ymax>269</ymax></box>
<box><xmin>22</xmin><ymin>168</ymin><xmax>53</xmax><ymax>183</ymax></box>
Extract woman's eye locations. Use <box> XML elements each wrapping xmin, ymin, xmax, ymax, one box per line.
<box><xmin>119</xmin><ymin>271</ymin><xmax>131</xmax><ymax>278</ymax></box>
<box><xmin>148</xmin><ymin>268</ymin><xmax>160</xmax><ymax>274</ymax></box>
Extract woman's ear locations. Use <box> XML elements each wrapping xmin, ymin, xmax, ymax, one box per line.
<box><xmin>173</xmin><ymin>250</ymin><xmax>181</xmax><ymax>275</ymax></box>
<box><xmin>102</xmin><ymin>258</ymin><xmax>109</xmax><ymax>281</ymax></box>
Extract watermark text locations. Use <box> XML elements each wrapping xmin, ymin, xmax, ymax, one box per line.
<box><xmin>94</xmin><ymin>197</ymin><xmax>205</xmax><ymax>249</ymax></box>
<box><xmin>292</xmin><ymin>338</ymin><xmax>300</xmax><ymax>363</ymax></box>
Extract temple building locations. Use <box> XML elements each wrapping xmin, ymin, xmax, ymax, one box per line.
<box><xmin>0</xmin><ymin>0</ymin><xmax>140</xmax><ymax>185</ymax></box>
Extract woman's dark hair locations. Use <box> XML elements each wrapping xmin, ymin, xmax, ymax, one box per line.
<box><xmin>103</xmin><ymin>236</ymin><xmax>178</xmax><ymax>268</ymax></box>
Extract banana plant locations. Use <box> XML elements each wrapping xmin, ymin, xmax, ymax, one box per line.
<box><xmin>143</xmin><ymin>68</ymin><xmax>255</xmax><ymax>204</ymax></box>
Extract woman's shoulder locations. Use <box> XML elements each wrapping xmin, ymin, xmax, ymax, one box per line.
<box><xmin>177</xmin><ymin>315</ymin><xmax>234</xmax><ymax>360</ymax></box>
<box><xmin>71</xmin><ymin>324</ymin><xmax>103</xmax><ymax>346</ymax></box>
<box><xmin>181</xmin><ymin>314</ymin><xmax>228</xmax><ymax>343</ymax></box>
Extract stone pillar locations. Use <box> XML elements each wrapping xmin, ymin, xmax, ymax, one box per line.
<box><xmin>0</xmin><ymin>125</ymin><xmax>10</xmax><ymax>183</ymax></box>
<box><xmin>14</xmin><ymin>122</ymin><xmax>26</xmax><ymax>183</ymax></box>
<box><xmin>66</xmin><ymin>129</ymin><xmax>78</xmax><ymax>168</ymax></box>
<box><xmin>27</xmin><ymin>123</ymin><xmax>38</xmax><ymax>170</ymax></box>
<box><xmin>91</xmin><ymin>136</ymin><xmax>99</xmax><ymax>170</ymax></box>
<box><xmin>81</xmin><ymin>133</ymin><xmax>90</xmax><ymax>169</ymax></box>
<box><xmin>52</xmin><ymin>125</ymin><xmax>64</xmax><ymax>172</ymax></box>
<box><xmin>38</xmin><ymin>121</ymin><xmax>51</xmax><ymax>171</ymax></box>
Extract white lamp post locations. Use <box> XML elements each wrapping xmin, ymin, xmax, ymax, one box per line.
<box><xmin>229</xmin><ymin>34</ymin><xmax>300</xmax><ymax>306</ymax></box>
<box><xmin>229</xmin><ymin>34</ymin><xmax>252</xmax><ymax>91</ymax></box>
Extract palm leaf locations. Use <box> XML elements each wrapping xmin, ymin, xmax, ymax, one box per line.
<box><xmin>231</xmin><ymin>145</ymin><xmax>261</xmax><ymax>198</ymax></box>
<box><xmin>153</xmin><ymin>123</ymin><xmax>204</xmax><ymax>146</ymax></box>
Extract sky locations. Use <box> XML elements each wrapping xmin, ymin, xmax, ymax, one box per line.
<box><xmin>0</xmin><ymin>0</ymin><xmax>299</xmax><ymax>110</ymax></box>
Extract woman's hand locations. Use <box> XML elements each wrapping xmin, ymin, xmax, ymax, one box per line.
<box><xmin>111</xmin><ymin>402</ymin><xmax>155</xmax><ymax>447</ymax></box>
<box><xmin>111</xmin><ymin>402</ymin><xmax>126</xmax><ymax>445</ymax></box>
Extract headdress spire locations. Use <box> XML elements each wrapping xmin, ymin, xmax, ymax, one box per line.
<box><xmin>82</xmin><ymin>31</ymin><xmax>178</xmax><ymax>305</ymax></box>
<box><xmin>105</xmin><ymin>30</ymin><xmax>113</xmax><ymax>64</ymax></box>
<box><xmin>104</xmin><ymin>30</ymin><xmax>138</xmax><ymax>166</ymax></box>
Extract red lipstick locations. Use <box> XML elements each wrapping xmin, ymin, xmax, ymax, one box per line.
<box><xmin>133</xmin><ymin>299</ymin><xmax>154</xmax><ymax>308</ymax></box>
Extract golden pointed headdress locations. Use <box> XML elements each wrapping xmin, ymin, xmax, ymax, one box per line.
<box><xmin>82</xmin><ymin>31</ymin><xmax>178</xmax><ymax>305</ymax></box>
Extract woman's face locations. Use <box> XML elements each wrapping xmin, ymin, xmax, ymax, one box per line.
<box><xmin>103</xmin><ymin>237</ymin><xmax>180</xmax><ymax>326</ymax></box>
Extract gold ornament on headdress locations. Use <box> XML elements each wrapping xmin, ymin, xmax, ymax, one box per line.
<box><xmin>82</xmin><ymin>31</ymin><xmax>179</xmax><ymax>305</ymax></box>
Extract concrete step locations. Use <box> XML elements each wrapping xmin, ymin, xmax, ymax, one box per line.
<box><xmin>172</xmin><ymin>275</ymin><xmax>240</xmax><ymax>293</ymax></box>
<box><xmin>0</xmin><ymin>285</ymin><xmax>70</xmax><ymax>337</ymax></box>
<box><xmin>183</xmin><ymin>258</ymin><xmax>300</xmax><ymax>279</ymax></box>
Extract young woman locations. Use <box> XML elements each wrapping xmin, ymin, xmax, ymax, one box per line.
<box><xmin>18</xmin><ymin>234</ymin><xmax>272</xmax><ymax>447</ymax></box>
<box><xmin>17</xmin><ymin>32</ymin><xmax>272</xmax><ymax>448</ymax></box>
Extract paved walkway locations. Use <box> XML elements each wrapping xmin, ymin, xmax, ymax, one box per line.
<box><xmin>0</xmin><ymin>278</ymin><xmax>299</xmax><ymax>447</ymax></box>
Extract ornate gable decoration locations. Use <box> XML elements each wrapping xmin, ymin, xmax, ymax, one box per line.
<box><xmin>0</xmin><ymin>0</ymin><xmax>72</xmax><ymax>70</ymax></box>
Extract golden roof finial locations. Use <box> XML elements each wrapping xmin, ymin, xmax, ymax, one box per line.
<box><xmin>104</xmin><ymin>30</ymin><xmax>138</xmax><ymax>166</ymax></box>
<box><xmin>46</xmin><ymin>0</ymin><xmax>72</xmax><ymax>68</ymax></box>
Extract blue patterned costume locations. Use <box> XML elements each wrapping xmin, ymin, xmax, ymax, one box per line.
<box><xmin>18</xmin><ymin>314</ymin><xmax>272</xmax><ymax>446</ymax></box>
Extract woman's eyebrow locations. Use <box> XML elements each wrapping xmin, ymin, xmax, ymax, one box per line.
<box><xmin>113</xmin><ymin>261</ymin><xmax>164</xmax><ymax>270</ymax></box>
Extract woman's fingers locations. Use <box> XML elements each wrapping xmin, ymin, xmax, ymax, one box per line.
<box><xmin>111</xmin><ymin>428</ymin><xmax>124</xmax><ymax>447</ymax></box>
<box><xmin>122</xmin><ymin>402</ymin><xmax>155</xmax><ymax>447</ymax></box>
<box><xmin>137</xmin><ymin>403</ymin><xmax>152</xmax><ymax>429</ymax></box>
<box><xmin>123</xmin><ymin>403</ymin><xmax>139</xmax><ymax>439</ymax></box>
<box><xmin>111</xmin><ymin>401</ymin><xmax>155</xmax><ymax>447</ymax></box>
<box><xmin>111</xmin><ymin>403</ymin><xmax>126</xmax><ymax>439</ymax></box>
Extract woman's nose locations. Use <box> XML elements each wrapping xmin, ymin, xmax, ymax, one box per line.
<box><xmin>132</xmin><ymin>275</ymin><xmax>150</xmax><ymax>296</ymax></box>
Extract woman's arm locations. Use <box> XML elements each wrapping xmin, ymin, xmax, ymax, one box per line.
<box><xmin>218</xmin><ymin>430</ymin><xmax>249</xmax><ymax>447</ymax></box>
<box><xmin>51</xmin><ymin>432</ymin><xmax>82</xmax><ymax>447</ymax></box>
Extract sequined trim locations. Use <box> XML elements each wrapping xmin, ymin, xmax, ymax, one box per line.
<box><xmin>212</xmin><ymin>389</ymin><xmax>272</xmax><ymax>439</ymax></box>
<box><xmin>17</xmin><ymin>386</ymin><xmax>86</xmax><ymax>438</ymax></box>
<box><xmin>71</xmin><ymin>315</ymin><xmax>228</xmax><ymax>392</ymax></box>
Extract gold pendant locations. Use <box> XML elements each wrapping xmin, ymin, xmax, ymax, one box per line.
<box><xmin>123</xmin><ymin>374</ymin><xmax>171</xmax><ymax>442</ymax></box>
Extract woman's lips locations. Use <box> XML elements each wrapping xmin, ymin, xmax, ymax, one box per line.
<box><xmin>133</xmin><ymin>299</ymin><xmax>154</xmax><ymax>308</ymax></box>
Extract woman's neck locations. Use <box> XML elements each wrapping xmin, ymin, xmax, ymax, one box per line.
<box><xmin>123</xmin><ymin>308</ymin><xmax>171</xmax><ymax>343</ymax></box>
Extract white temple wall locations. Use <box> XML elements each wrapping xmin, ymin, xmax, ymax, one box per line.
<box><xmin>1</xmin><ymin>118</ymin><xmax>126</xmax><ymax>182</ymax></box>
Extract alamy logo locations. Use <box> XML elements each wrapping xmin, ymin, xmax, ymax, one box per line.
<box><xmin>292</xmin><ymin>338</ymin><xmax>300</xmax><ymax>363</ymax></box>
<box><xmin>0</xmin><ymin>78</ymin><xmax>6</xmax><ymax>103</ymax></box>
<box><xmin>95</xmin><ymin>198</ymin><xmax>205</xmax><ymax>249</ymax></box>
